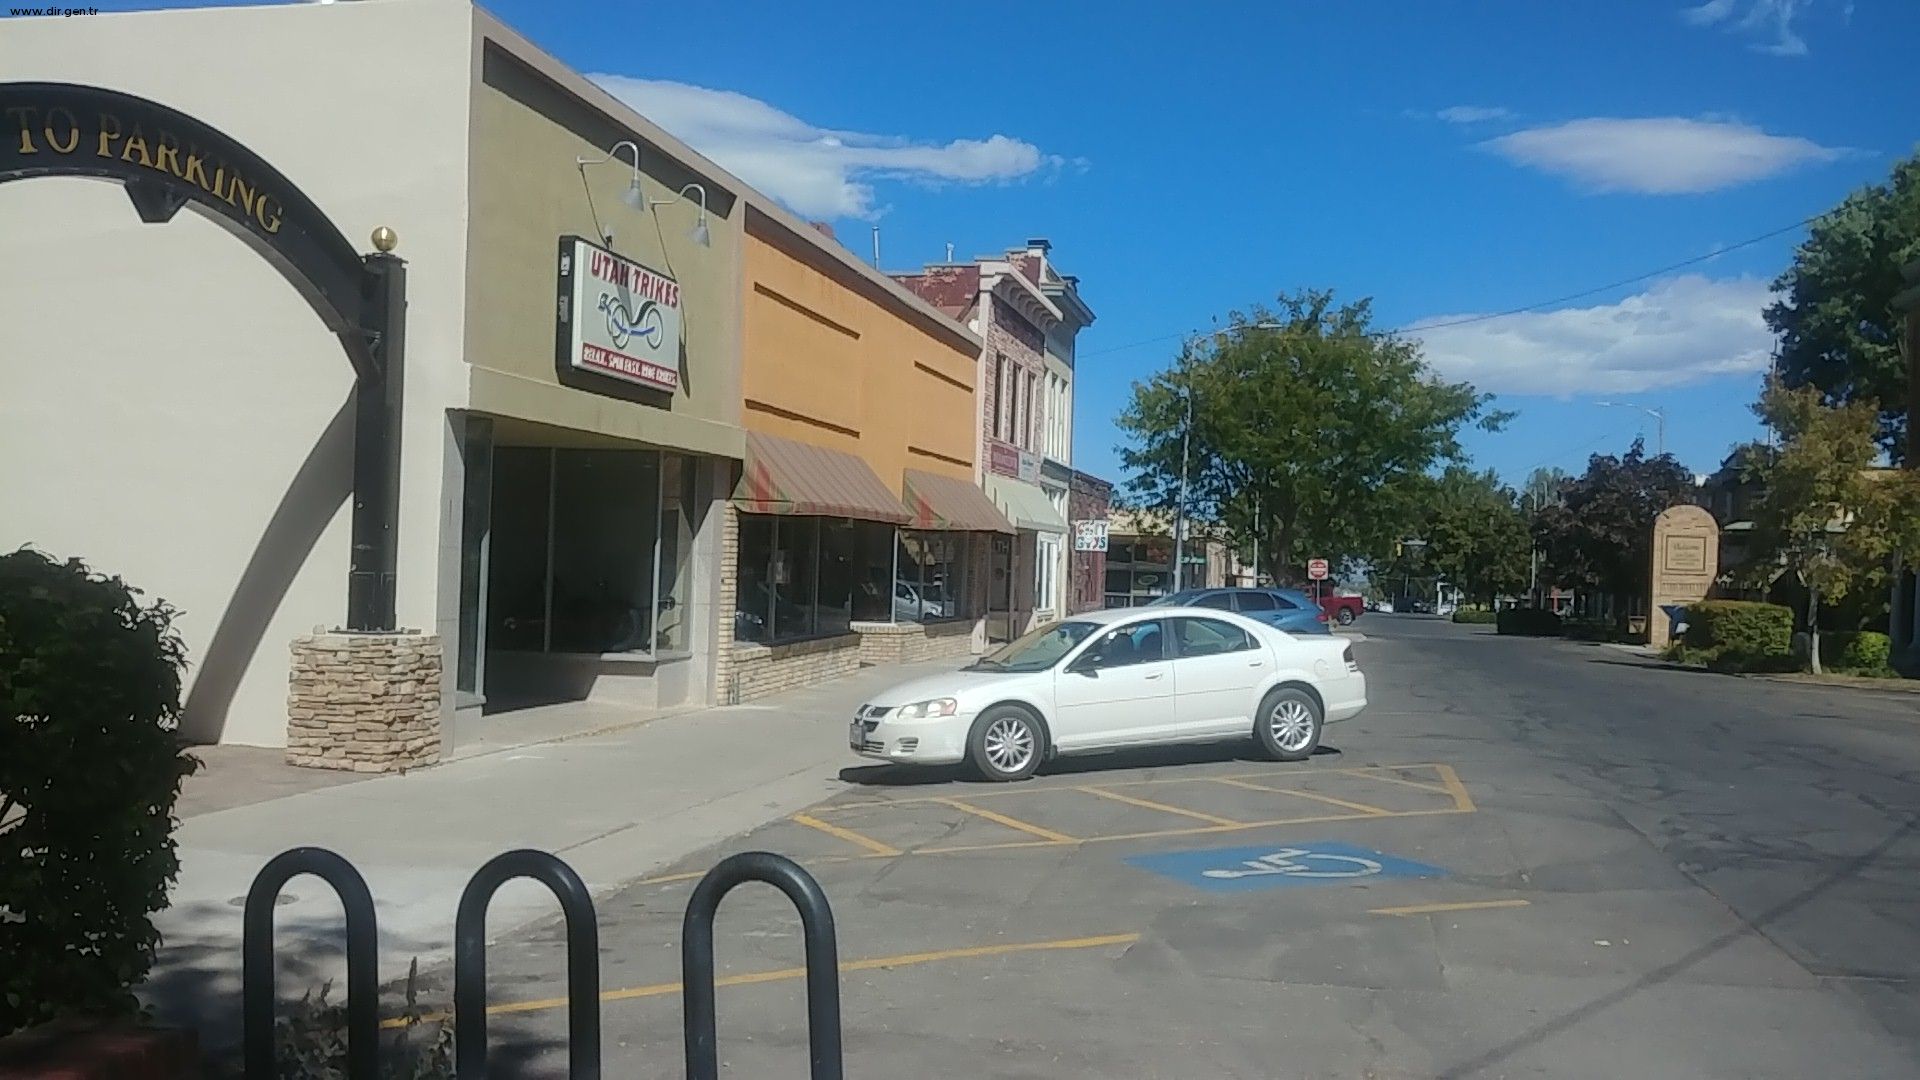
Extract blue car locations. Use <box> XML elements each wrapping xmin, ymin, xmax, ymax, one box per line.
<box><xmin>1144</xmin><ymin>587</ymin><xmax>1333</xmax><ymax>634</ymax></box>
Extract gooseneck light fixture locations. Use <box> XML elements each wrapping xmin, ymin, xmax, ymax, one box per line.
<box><xmin>651</xmin><ymin>183</ymin><xmax>712</xmax><ymax>248</ymax></box>
<box><xmin>576</xmin><ymin>140</ymin><xmax>644</xmax><ymax>244</ymax></box>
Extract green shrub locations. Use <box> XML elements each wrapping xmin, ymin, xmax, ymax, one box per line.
<box><xmin>0</xmin><ymin>550</ymin><xmax>199</xmax><ymax>1035</ymax></box>
<box><xmin>1451</xmin><ymin>608</ymin><xmax>1497</xmax><ymax>624</ymax></box>
<box><xmin>1561</xmin><ymin>617</ymin><xmax>1619</xmax><ymax>642</ymax></box>
<box><xmin>1496</xmin><ymin>608</ymin><xmax>1562</xmax><ymax>637</ymax></box>
<box><xmin>1684</xmin><ymin>600</ymin><xmax>1792</xmax><ymax>669</ymax></box>
<box><xmin>1823</xmin><ymin>631</ymin><xmax>1894</xmax><ymax>677</ymax></box>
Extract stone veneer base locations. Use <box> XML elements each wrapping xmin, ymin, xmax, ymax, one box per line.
<box><xmin>286</xmin><ymin>630</ymin><xmax>442</xmax><ymax>773</ymax></box>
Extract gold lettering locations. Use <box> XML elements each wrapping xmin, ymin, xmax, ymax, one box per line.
<box><xmin>152</xmin><ymin>136</ymin><xmax>183</xmax><ymax>178</ymax></box>
<box><xmin>119</xmin><ymin>130</ymin><xmax>151</xmax><ymax>168</ymax></box>
<box><xmin>224</xmin><ymin>174</ymin><xmax>255</xmax><ymax>216</ymax></box>
<box><xmin>6</xmin><ymin>106</ymin><xmax>38</xmax><ymax>154</ymax></box>
<box><xmin>96</xmin><ymin>113</ymin><xmax>121</xmax><ymax>157</ymax></box>
<box><xmin>254</xmin><ymin>195</ymin><xmax>282</xmax><ymax>234</ymax></box>
<box><xmin>42</xmin><ymin>107</ymin><xmax>79</xmax><ymax>154</ymax></box>
<box><xmin>182</xmin><ymin>153</ymin><xmax>211</xmax><ymax>191</ymax></box>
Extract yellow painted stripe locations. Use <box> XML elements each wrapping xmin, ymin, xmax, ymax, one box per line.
<box><xmin>1334</xmin><ymin>766</ymin><xmax>1454</xmax><ymax>796</ymax></box>
<box><xmin>380</xmin><ymin>932</ymin><xmax>1141</xmax><ymax>1028</ymax></box>
<box><xmin>790</xmin><ymin>812</ymin><xmax>901</xmax><ymax>857</ymax></box>
<box><xmin>1212</xmin><ymin>777</ymin><xmax>1393</xmax><ymax>816</ymax></box>
<box><xmin>932</xmin><ymin>796</ymin><xmax>1077</xmax><ymax>843</ymax></box>
<box><xmin>1075</xmin><ymin>786</ymin><xmax>1245</xmax><ymax>826</ymax></box>
<box><xmin>1433</xmin><ymin>764</ymin><xmax>1477</xmax><ymax>813</ymax></box>
<box><xmin>1369</xmin><ymin>898</ymin><xmax>1530</xmax><ymax>917</ymax></box>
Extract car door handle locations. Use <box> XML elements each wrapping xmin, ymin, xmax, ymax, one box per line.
<box><xmin>1144</xmin><ymin>671</ymin><xmax>1164</xmax><ymax>680</ymax></box>
<box><xmin>1247</xmin><ymin>660</ymin><xmax>1265</xmax><ymax>667</ymax></box>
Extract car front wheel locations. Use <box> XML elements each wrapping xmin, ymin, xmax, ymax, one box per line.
<box><xmin>967</xmin><ymin>706</ymin><xmax>1043</xmax><ymax>782</ymax></box>
<box><xmin>1255</xmin><ymin>687</ymin><xmax>1323</xmax><ymax>762</ymax></box>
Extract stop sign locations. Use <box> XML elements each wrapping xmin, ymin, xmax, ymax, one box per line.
<box><xmin>1307</xmin><ymin>558</ymin><xmax>1329</xmax><ymax>581</ymax></box>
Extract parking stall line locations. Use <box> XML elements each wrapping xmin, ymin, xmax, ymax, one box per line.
<box><xmin>1369</xmin><ymin>898</ymin><xmax>1530</xmax><ymax>917</ymax></box>
<box><xmin>1211</xmin><ymin>776</ymin><xmax>1394</xmax><ymax>816</ymax></box>
<box><xmin>789</xmin><ymin>812</ymin><xmax>902</xmax><ymax>857</ymax></box>
<box><xmin>932</xmin><ymin>796</ymin><xmax>1078</xmax><ymax>844</ymax></box>
<box><xmin>1074</xmin><ymin>785</ymin><xmax>1247</xmax><ymax>826</ymax></box>
<box><xmin>1333</xmin><ymin>765</ymin><xmax>1455</xmax><ymax>796</ymax></box>
<box><xmin>1433</xmin><ymin>764</ymin><xmax>1478</xmax><ymax>812</ymax></box>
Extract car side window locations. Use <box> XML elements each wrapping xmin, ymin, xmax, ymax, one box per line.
<box><xmin>1172</xmin><ymin>617</ymin><xmax>1255</xmax><ymax>658</ymax></box>
<box><xmin>1080</xmin><ymin>620</ymin><xmax>1167</xmax><ymax>668</ymax></box>
<box><xmin>1269</xmin><ymin>592</ymin><xmax>1301</xmax><ymax>610</ymax></box>
<box><xmin>1196</xmin><ymin>592</ymin><xmax>1234</xmax><ymax>610</ymax></box>
<box><xmin>1234</xmin><ymin>591</ymin><xmax>1276</xmax><ymax>612</ymax></box>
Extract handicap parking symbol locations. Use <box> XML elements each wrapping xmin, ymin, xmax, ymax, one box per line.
<box><xmin>1125</xmin><ymin>841</ymin><xmax>1446</xmax><ymax>893</ymax></box>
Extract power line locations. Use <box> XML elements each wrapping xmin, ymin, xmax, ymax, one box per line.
<box><xmin>1080</xmin><ymin>210</ymin><xmax>1828</xmax><ymax>360</ymax></box>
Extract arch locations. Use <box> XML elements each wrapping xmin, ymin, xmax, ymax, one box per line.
<box><xmin>2</xmin><ymin>81</ymin><xmax>402</xmax><ymax>630</ymax></box>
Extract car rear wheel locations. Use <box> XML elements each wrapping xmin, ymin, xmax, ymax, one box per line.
<box><xmin>967</xmin><ymin>706</ymin><xmax>1043</xmax><ymax>782</ymax></box>
<box><xmin>1254</xmin><ymin>687</ymin><xmax>1322</xmax><ymax>762</ymax></box>
<box><xmin>1336</xmin><ymin>608</ymin><xmax>1356</xmax><ymax>626</ymax></box>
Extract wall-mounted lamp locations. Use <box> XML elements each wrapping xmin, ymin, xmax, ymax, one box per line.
<box><xmin>651</xmin><ymin>183</ymin><xmax>711</xmax><ymax>248</ymax></box>
<box><xmin>577</xmin><ymin>140</ymin><xmax>644</xmax><ymax>242</ymax></box>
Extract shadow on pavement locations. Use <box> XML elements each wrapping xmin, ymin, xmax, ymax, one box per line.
<box><xmin>837</xmin><ymin>740</ymin><xmax>1343</xmax><ymax>787</ymax></box>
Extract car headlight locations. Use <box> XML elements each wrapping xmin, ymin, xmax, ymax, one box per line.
<box><xmin>894</xmin><ymin>697</ymin><xmax>958</xmax><ymax>719</ymax></box>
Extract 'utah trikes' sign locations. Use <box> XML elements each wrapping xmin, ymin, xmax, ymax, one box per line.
<box><xmin>556</xmin><ymin>235</ymin><xmax>682</xmax><ymax>394</ymax></box>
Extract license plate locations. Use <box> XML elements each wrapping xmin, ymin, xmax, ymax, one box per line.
<box><xmin>849</xmin><ymin>720</ymin><xmax>863</xmax><ymax>749</ymax></box>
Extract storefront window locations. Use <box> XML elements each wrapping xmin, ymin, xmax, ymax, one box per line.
<box><xmin>771</xmin><ymin>517</ymin><xmax>817</xmax><ymax>640</ymax></box>
<box><xmin>456</xmin><ymin>417</ymin><xmax>493</xmax><ymax>696</ymax></box>
<box><xmin>488</xmin><ymin>447</ymin><xmax>553</xmax><ymax>652</ymax></box>
<box><xmin>736</xmin><ymin>515</ymin><xmax>775</xmax><ymax>644</ymax></box>
<box><xmin>737</xmin><ymin>515</ymin><xmax>900</xmax><ymax>643</ymax></box>
<box><xmin>655</xmin><ymin>453</ymin><xmax>697</xmax><ymax>653</ymax></box>
<box><xmin>898</xmin><ymin>531</ymin><xmax>968</xmax><ymax>623</ymax></box>
<box><xmin>551</xmin><ymin>449</ymin><xmax>659</xmax><ymax>653</ymax></box>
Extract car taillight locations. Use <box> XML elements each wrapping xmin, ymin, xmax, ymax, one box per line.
<box><xmin>1342</xmin><ymin>645</ymin><xmax>1359</xmax><ymax>671</ymax></box>
<box><xmin>1317</xmin><ymin>611</ymin><xmax>1329</xmax><ymax>622</ymax></box>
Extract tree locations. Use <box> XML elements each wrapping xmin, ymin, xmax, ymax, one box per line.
<box><xmin>1532</xmin><ymin>439</ymin><xmax>1695</xmax><ymax>624</ymax></box>
<box><xmin>1767</xmin><ymin>149</ymin><xmax>1920</xmax><ymax>462</ymax></box>
<box><xmin>1421</xmin><ymin>467</ymin><xmax>1532</xmax><ymax>608</ymax></box>
<box><xmin>1743</xmin><ymin>381</ymin><xmax>1920</xmax><ymax>673</ymax></box>
<box><xmin>1116</xmin><ymin>290</ymin><xmax>1505</xmax><ymax>584</ymax></box>
<box><xmin>1522</xmin><ymin>466</ymin><xmax>1569</xmax><ymax>512</ymax></box>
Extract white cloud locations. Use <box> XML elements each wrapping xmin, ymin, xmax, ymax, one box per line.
<box><xmin>1436</xmin><ymin>105</ymin><xmax>1513</xmax><ymax>124</ymax></box>
<box><xmin>1412</xmin><ymin>275</ymin><xmax>1774</xmax><ymax>396</ymax></box>
<box><xmin>1682</xmin><ymin>0</ymin><xmax>1811</xmax><ymax>56</ymax></box>
<box><xmin>591</xmin><ymin>76</ymin><xmax>1065</xmax><ymax>220</ymax></box>
<box><xmin>1482</xmin><ymin>117</ymin><xmax>1843</xmax><ymax>194</ymax></box>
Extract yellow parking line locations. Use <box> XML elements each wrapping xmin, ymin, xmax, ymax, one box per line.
<box><xmin>1213</xmin><ymin>777</ymin><xmax>1393</xmax><ymax>816</ymax></box>
<box><xmin>1433</xmin><ymin>764</ymin><xmax>1477</xmax><ymax>813</ymax></box>
<box><xmin>1075</xmin><ymin>786</ymin><xmax>1246</xmax><ymax>826</ymax></box>
<box><xmin>1369</xmin><ymin>898</ymin><xmax>1530</xmax><ymax>917</ymax></box>
<box><xmin>790</xmin><ymin>812</ymin><xmax>901</xmax><ymax>857</ymax></box>
<box><xmin>1334</xmin><ymin>765</ymin><xmax>1454</xmax><ymax>796</ymax></box>
<box><xmin>381</xmin><ymin>931</ymin><xmax>1142</xmax><ymax>1028</ymax></box>
<box><xmin>933</xmin><ymin>796</ymin><xmax>1078</xmax><ymax>843</ymax></box>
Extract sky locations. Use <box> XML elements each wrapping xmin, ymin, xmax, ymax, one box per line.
<box><xmin>86</xmin><ymin>0</ymin><xmax>1919</xmax><ymax>489</ymax></box>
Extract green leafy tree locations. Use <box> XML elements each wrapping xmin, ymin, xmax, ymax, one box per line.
<box><xmin>1522</xmin><ymin>466</ymin><xmax>1569</xmax><ymax>512</ymax></box>
<box><xmin>1743</xmin><ymin>381</ymin><xmax>1920</xmax><ymax>673</ymax></box>
<box><xmin>1422</xmin><ymin>467</ymin><xmax>1532</xmax><ymax>608</ymax></box>
<box><xmin>1767</xmin><ymin>149</ymin><xmax>1920</xmax><ymax>462</ymax></box>
<box><xmin>1117</xmin><ymin>290</ymin><xmax>1505</xmax><ymax>584</ymax></box>
<box><xmin>1532</xmin><ymin>439</ymin><xmax>1695</xmax><ymax>625</ymax></box>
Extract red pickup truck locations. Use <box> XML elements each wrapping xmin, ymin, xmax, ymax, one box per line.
<box><xmin>1317</xmin><ymin>594</ymin><xmax>1364</xmax><ymax>626</ymax></box>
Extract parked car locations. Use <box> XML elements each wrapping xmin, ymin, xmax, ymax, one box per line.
<box><xmin>850</xmin><ymin>607</ymin><xmax>1367</xmax><ymax>780</ymax></box>
<box><xmin>1144</xmin><ymin>587</ymin><xmax>1331</xmax><ymax>635</ymax></box>
<box><xmin>1318</xmin><ymin>593</ymin><xmax>1364</xmax><ymax>626</ymax></box>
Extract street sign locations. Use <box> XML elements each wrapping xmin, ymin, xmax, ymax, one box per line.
<box><xmin>1124</xmin><ymin>842</ymin><xmax>1445</xmax><ymax>893</ymax></box>
<box><xmin>1307</xmin><ymin>558</ymin><xmax>1329</xmax><ymax>581</ymax></box>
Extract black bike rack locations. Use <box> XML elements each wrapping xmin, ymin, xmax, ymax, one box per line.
<box><xmin>239</xmin><ymin>848</ymin><xmax>841</xmax><ymax>1078</ymax></box>
<box><xmin>453</xmin><ymin>849</ymin><xmax>601</xmax><ymax>1080</ymax></box>
<box><xmin>242</xmin><ymin>846</ymin><xmax>380</xmax><ymax>1080</ymax></box>
<box><xmin>682</xmin><ymin>851</ymin><xmax>844</xmax><ymax>1080</ymax></box>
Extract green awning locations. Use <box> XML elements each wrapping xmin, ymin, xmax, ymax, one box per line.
<box><xmin>985</xmin><ymin>474</ymin><xmax>1068</xmax><ymax>534</ymax></box>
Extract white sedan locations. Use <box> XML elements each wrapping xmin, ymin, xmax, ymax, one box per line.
<box><xmin>850</xmin><ymin>606</ymin><xmax>1367</xmax><ymax>781</ymax></box>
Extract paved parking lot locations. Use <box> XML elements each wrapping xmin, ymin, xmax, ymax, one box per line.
<box><xmin>411</xmin><ymin>618</ymin><xmax>1920</xmax><ymax>1079</ymax></box>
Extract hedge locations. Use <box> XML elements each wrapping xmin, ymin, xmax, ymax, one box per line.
<box><xmin>1562</xmin><ymin>617</ymin><xmax>1620</xmax><ymax>642</ymax></box>
<box><xmin>0</xmin><ymin>550</ymin><xmax>199</xmax><ymax>1035</ymax></box>
<box><xmin>1451</xmin><ymin>608</ymin><xmax>1497</xmax><ymax>624</ymax></box>
<box><xmin>1684</xmin><ymin>600</ymin><xmax>1793</xmax><ymax>673</ymax></box>
<box><xmin>1496</xmin><ymin>608</ymin><xmax>1562</xmax><ymax>637</ymax></box>
<box><xmin>1823</xmin><ymin>631</ymin><xmax>1894</xmax><ymax>676</ymax></box>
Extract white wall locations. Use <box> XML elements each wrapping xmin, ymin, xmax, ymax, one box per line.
<box><xmin>0</xmin><ymin>0</ymin><xmax>474</xmax><ymax>745</ymax></box>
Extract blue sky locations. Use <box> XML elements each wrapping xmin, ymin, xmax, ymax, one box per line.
<box><xmin>89</xmin><ymin>0</ymin><xmax>1918</xmax><ymax>488</ymax></box>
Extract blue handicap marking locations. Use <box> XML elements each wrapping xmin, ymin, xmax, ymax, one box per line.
<box><xmin>1125</xmin><ymin>841</ymin><xmax>1446</xmax><ymax>893</ymax></box>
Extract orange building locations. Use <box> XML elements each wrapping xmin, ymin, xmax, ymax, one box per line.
<box><xmin>718</xmin><ymin>209</ymin><xmax>1012</xmax><ymax>702</ymax></box>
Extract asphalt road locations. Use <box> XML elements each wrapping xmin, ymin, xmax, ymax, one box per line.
<box><xmin>428</xmin><ymin>616</ymin><xmax>1920</xmax><ymax>1079</ymax></box>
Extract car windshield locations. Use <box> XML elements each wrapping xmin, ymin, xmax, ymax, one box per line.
<box><xmin>969</xmin><ymin>620</ymin><xmax>1100</xmax><ymax>673</ymax></box>
<box><xmin>1144</xmin><ymin>589</ymin><xmax>1208</xmax><ymax>607</ymax></box>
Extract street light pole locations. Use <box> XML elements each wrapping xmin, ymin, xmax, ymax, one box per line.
<box><xmin>1596</xmin><ymin>401</ymin><xmax>1668</xmax><ymax>456</ymax></box>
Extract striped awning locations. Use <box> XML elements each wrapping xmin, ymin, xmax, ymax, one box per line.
<box><xmin>902</xmin><ymin>468</ymin><xmax>1015</xmax><ymax>533</ymax></box>
<box><xmin>985</xmin><ymin>474</ymin><xmax>1069</xmax><ymax>534</ymax></box>
<box><xmin>732</xmin><ymin>431</ymin><xmax>910</xmax><ymax>524</ymax></box>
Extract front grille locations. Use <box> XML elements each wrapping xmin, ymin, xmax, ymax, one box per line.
<box><xmin>860</xmin><ymin>739</ymin><xmax>885</xmax><ymax>752</ymax></box>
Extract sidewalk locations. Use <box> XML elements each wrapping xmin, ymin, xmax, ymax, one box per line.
<box><xmin>142</xmin><ymin>656</ymin><xmax>962</xmax><ymax>1041</ymax></box>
